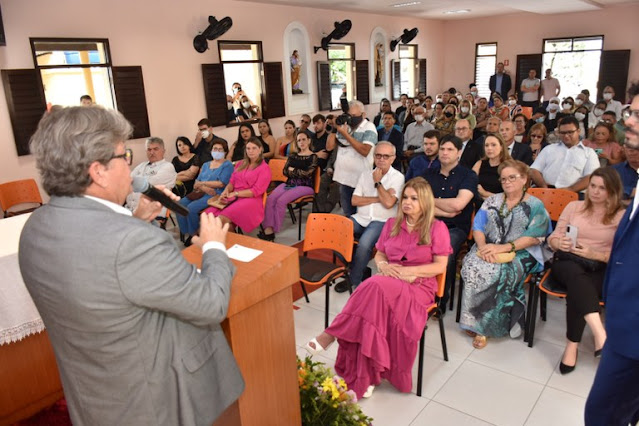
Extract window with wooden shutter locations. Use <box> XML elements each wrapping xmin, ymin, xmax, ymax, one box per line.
<box><xmin>263</xmin><ymin>62</ymin><xmax>285</xmax><ymax>119</ymax></box>
<box><xmin>418</xmin><ymin>59</ymin><xmax>427</xmax><ymax>95</ymax></box>
<box><xmin>202</xmin><ymin>64</ymin><xmax>228</xmax><ymax>127</ymax></box>
<box><xmin>112</xmin><ymin>66</ymin><xmax>150</xmax><ymax>139</ymax></box>
<box><xmin>475</xmin><ymin>43</ymin><xmax>497</xmax><ymax>100</ymax></box>
<box><xmin>355</xmin><ymin>60</ymin><xmax>369</xmax><ymax>105</ymax></box>
<box><xmin>1</xmin><ymin>69</ymin><xmax>47</xmax><ymax>156</ymax></box>
<box><xmin>391</xmin><ymin>60</ymin><xmax>401</xmax><ymax>100</ymax></box>
<box><xmin>317</xmin><ymin>61</ymin><xmax>332</xmax><ymax>111</ymax></box>
<box><xmin>598</xmin><ymin>50</ymin><xmax>630</xmax><ymax>102</ymax></box>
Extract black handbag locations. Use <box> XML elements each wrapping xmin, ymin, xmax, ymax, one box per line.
<box><xmin>553</xmin><ymin>250</ymin><xmax>605</xmax><ymax>272</ymax></box>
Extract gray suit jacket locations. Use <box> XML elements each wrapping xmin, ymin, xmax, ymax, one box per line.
<box><xmin>19</xmin><ymin>196</ymin><xmax>244</xmax><ymax>425</ymax></box>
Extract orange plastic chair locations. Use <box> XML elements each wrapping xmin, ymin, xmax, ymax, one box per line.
<box><xmin>416</xmin><ymin>271</ymin><xmax>448</xmax><ymax>397</ymax></box>
<box><xmin>526</xmin><ymin>188</ymin><xmax>578</xmax><ymax>222</ymax></box>
<box><xmin>288</xmin><ymin>166</ymin><xmax>321</xmax><ymax>240</ymax></box>
<box><xmin>521</xmin><ymin>106</ymin><xmax>533</xmax><ymax>119</ymax></box>
<box><xmin>298</xmin><ymin>213</ymin><xmax>354</xmax><ymax>326</ymax></box>
<box><xmin>0</xmin><ymin>179</ymin><xmax>43</xmax><ymax>217</ymax></box>
<box><xmin>267</xmin><ymin>159</ymin><xmax>287</xmax><ymax>190</ymax></box>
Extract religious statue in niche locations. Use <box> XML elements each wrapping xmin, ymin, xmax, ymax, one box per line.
<box><xmin>374</xmin><ymin>42</ymin><xmax>384</xmax><ymax>87</ymax></box>
<box><xmin>290</xmin><ymin>50</ymin><xmax>303</xmax><ymax>94</ymax></box>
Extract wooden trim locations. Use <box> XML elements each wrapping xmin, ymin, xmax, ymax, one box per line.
<box><xmin>418</xmin><ymin>59</ymin><xmax>427</xmax><ymax>95</ymax></box>
<box><xmin>355</xmin><ymin>60</ymin><xmax>369</xmax><ymax>105</ymax></box>
<box><xmin>317</xmin><ymin>61</ymin><xmax>331</xmax><ymax>111</ymax></box>
<box><xmin>201</xmin><ymin>63</ymin><xmax>228</xmax><ymax>127</ymax></box>
<box><xmin>263</xmin><ymin>62</ymin><xmax>285</xmax><ymax>119</ymax></box>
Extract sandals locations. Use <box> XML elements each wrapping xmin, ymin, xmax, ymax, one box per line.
<box><xmin>305</xmin><ymin>337</ymin><xmax>334</xmax><ymax>356</ymax></box>
<box><xmin>472</xmin><ymin>335</ymin><xmax>487</xmax><ymax>349</ymax></box>
<box><xmin>362</xmin><ymin>385</ymin><xmax>375</xmax><ymax>398</ymax></box>
<box><xmin>464</xmin><ymin>330</ymin><xmax>477</xmax><ymax>338</ymax></box>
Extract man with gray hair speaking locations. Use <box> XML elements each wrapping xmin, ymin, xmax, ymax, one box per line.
<box><xmin>19</xmin><ymin>106</ymin><xmax>244</xmax><ymax>425</ymax></box>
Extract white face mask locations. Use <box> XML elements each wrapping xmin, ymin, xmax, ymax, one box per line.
<box><xmin>436</xmin><ymin>97</ymin><xmax>442</xmax><ymax>103</ymax></box>
<box><xmin>200</xmin><ymin>130</ymin><xmax>210</xmax><ymax>139</ymax></box>
<box><xmin>574</xmin><ymin>112</ymin><xmax>586</xmax><ymax>121</ymax></box>
<box><xmin>456</xmin><ymin>95</ymin><xmax>463</xmax><ymax>101</ymax></box>
<box><xmin>460</xmin><ymin>106</ymin><xmax>470</xmax><ymax>114</ymax></box>
<box><xmin>594</xmin><ymin>108</ymin><xmax>605</xmax><ymax>117</ymax></box>
<box><xmin>562</xmin><ymin>103</ymin><xmax>572</xmax><ymax>110</ymax></box>
<box><xmin>574</xmin><ymin>98</ymin><xmax>583</xmax><ymax>106</ymax></box>
<box><xmin>471</xmin><ymin>91</ymin><xmax>478</xmax><ymax>97</ymax></box>
<box><xmin>233</xmin><ymin>87</ymin><xmax>241</xmax><ymax>94</ymax></box>
<box><xmin>603</xmin><ymin>93</ymin><xmax>613</xmax><ymax>101</ymax></box>
<box><xmin>242</xmin><ymin>101</ymin><xmax>251</xmax><ymax>108</ymax></box>
<box><xmin>548</xmin><ymin>103</ymin><xmax>559</xmax><ymax>111</ymax></box>
<box><xmin>508</xmin><ymin>100</ymin><xmax>516</xmax><ymax>106</ymax></box>
<box><xmin>414</xmin><ymin>114</ymin><xmax>425</xmax><ymax>122</ymax></box>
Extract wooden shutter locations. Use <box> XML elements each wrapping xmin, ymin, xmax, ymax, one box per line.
<box><xmin>391</xmin><ymin>60</ymin><xmax>401</xmax><ymax>100</ymax></box>
<box><xmin>355</xmin><ymin>60</ymin><xmax>369</xmax><ymax>105</ymax></box>
<box><xmin>317</xmin><ymin>61</ymin><xmax>331</xmax><ymax>111</ymax></box>
<box><xmin>418</xmin><ymin>59</ymin><xmax>427</xmax><ymax>95</ymax></box>
<box><xmin>597</xmin><ymin>50</ymin><xmax>630</xmax><ymax>102</ymax></box>
<box><xmin>263</xmin><ymin>62</ymin><xmax>285</xmax><ymax>119</ymax></box>
<box><xmin>112</xmin><ymin>66</ymin><xmax>150</xmax><ymax>139</ymax></box>
<box><xmin>515</xmin><ymin>54</ymin><xmax>542</xmax><ymax>99</ymax></box>
<box><xmin>201</xmin><ymin>64</ymin><xmax>227</xmax><ymax>127</ymax></box>
<box><xmin>1</xmin><ymin>69</ymin><xmax>47</xmax><ymax>156</ymax></box>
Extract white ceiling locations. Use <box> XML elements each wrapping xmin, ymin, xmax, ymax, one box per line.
<box><xmin>238</xmin><ymin>0</ymin><xmax>639</xmax><ymax>20</ymax></box>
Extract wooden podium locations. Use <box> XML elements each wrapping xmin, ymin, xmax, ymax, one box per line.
<box><xmin>183</xmin><ymin>234</ymin><xmax>302</xmax><ymax>426</ymax></box>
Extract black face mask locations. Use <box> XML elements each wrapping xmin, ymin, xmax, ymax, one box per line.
<box><xmin>350</xmin><ymin>114</ymin><xmax>364</xmax><ymax>128</ymax></box>
<box><xmin>444</xmin><ymin>111</ymin><xmax>454</xmax><ymax>118</ymax></box>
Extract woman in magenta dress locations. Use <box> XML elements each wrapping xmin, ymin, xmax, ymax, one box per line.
<box><xmin>204</xmin><ymin>137</ymin><xmax>271</xmax><ymax>233</ymax></box>
<box><xmin>305</xmin><ymin>177</ymin><xmax>451</xmax><ymax>399</ymax></box>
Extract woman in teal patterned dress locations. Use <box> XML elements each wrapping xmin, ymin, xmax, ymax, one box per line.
<box><xmin>460</xmin><ymin>159</ymin><xmax>550</xmax><ymax>349</ymax></box>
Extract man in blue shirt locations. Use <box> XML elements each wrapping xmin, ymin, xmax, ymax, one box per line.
<box><xmin>424</xmin><ymin>135</ymin><xmax>478</xmax><ymax>312</ymax></box>
<box><xmin>377</xmin><ymin>111</ymin><xmax>404</xmax><ymax>171</ymax></box>
<box><xmin>612</xmin><ymin>142</ymin><xmax>639</xmax><ymax>201</ymax></box>
<box><xmin>406</xmin><ymin>129</ymin><xmax>441</xmax><ymax>180</ymax></box>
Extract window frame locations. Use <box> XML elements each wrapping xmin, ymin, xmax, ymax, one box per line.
<box><xmin>327</xmin><ymin>42</ymin><xmax>356</xmax><ymax>111</ymax></box>
<box><xmin>474</xmin><ymin>42</ymin><xmax>497</xmax><ymax>100</ymax></box>
<box><xmin>542</xmin><ymin>35</ymin><xmax>604</xmax><ymax>54</ymax></box>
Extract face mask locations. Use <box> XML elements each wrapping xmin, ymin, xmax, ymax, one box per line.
<box><xmin>508</xmin><ymin>100</ymin><xmax>516</xmax><ymax>106</ymax></box>
<box><xmin>460</xmin><ymin>106</ymin><xmax>470</xmax><ymax>114</ymax></box>
<box><xmin>200</xmin><ymin>130</ymin><xmax>210</xmax><ymax>139</ymax></box>
<box><xmin>603</xmin><ymin>93</ymin><xmax>613</xmax><ymax>101</ymax></box>
<box><xmin>414</xmin><ymin>114</ymin><xmax>424</xmax><ymax>122</ymax></box>
<box><xmin>227</xmin><ymin>102</ymin><xmax>233</xmax><ymax>110</ymax></box>
<box><xmin>242</xmin><ymin>101</ymin><xmax>251</xmax><ymax>108</ymax></box>
<box><xmin>562</xmin><ymin>103</ymin><xmax>572</xmax><ymax>110</ymax></box>
<box><xmin>211</xmin><ymin>151</ymin><xmax>225</xmax><ymax>160</ymax></box>
<box><xmin>574</xmin><ymin>112</ymin><xmax>586</xmax><ymax>121</ymax></box>
<box><xmin>350</xmin><ymin>114</ymin><xmax>363</xmax><ymax>128</ymax></box>
<box><xmin>436</xmin><ymin>97</ymin><xmax>442</xmax><ymax>103</ymax></box>
<box><xmin>594</xmin><ymin>108</ymin><xmax>604</xmax><ymax>117</ymax></box>
<box><xmin>471</xmin><ymin>91</ymin><xmax>477</xmax><ymax>97</ymax></box>
<box><xmin>456</xmin><ymin>95</ymin><xmax>463</xmax><ymax>101</ymax></box>
<box><xmin>514</xmin><ymin>135</ymin><xmax>523</xmax><ymax>143</ymax></box>
<box><xmin>233</xmin><ymin>87</ymin><xmax>241</xmax><ymax>94</ymax></box>
<box><xmin>536</xmin><ymin>117</ymin><xmax>545</xmax><ymax>123</ymax></box>
<box><xmin>574</xmin><ymin>98</ymin><xmax>583</xmax><ymax>106</ymax></box>
<box><xmin>548</xmin><ymin>103</ymin><xmax>559</xmax><ymax>111</ymax></box>
<box><xmin>444</xmin><ymin>111</ymin><xmax>454</xmax><ymax>118</ymax></box>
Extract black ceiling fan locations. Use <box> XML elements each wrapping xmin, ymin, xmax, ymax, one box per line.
<box><xmin>314</xmin><ymin>20</ymin><xmax>352</xmax><ymax>53</ymax></box>
<box><xmin>390</xmin><ymin>27</ymin><xmax>419</xmax><ymax>52</ymax></box>
<box><xmin>193</xmin><ymin>16</ymin><xmax>233</xmax><ymax>53</ymax></box>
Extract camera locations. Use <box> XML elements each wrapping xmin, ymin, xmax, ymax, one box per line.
<box><xmin>335</xmin><ymin>113</ymin><xmax>352</xmax><ymax>126</ymax></box>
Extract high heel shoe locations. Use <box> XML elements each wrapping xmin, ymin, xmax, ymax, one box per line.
<box><xmin>559</xmin><ymin>352</ymin><xmax>578</xmax><ymax>375</ymax></box>
<box><xmin>362</xmin><ymin>385</ymin><xmax>375</xmax><ymax>398</ymax></box>
<box><xmin>305</xmin><ymin>337</ymin><xmax>334</xmax><ymax>356</ymax></box>
<box><xmin>257</xmin><ymin>231</ymin><xmax>275</xmax><ymax>241</ymax></box>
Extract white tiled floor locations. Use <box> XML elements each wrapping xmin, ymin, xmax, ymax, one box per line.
<box><xmin>167</xmin><ymin>207</ymin><xmax>599</xmax><ymax>426</ymax></box>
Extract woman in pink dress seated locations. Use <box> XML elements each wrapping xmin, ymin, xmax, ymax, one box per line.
<box><xmin>305</xmin><ymin>177</ymin><xmax>451</xmax><ymax>399</ymax></box>
<box><xmin>204</xmin><ymin>137</ymin><xmax>271</xmax><ymax>233</ymax></box>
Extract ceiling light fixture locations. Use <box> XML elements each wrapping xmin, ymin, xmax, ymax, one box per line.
<box><xmin>443</xmin><ymin>9</ymin><xmax>471</xmax><ymax>14</ymax></box>
<box><xmin>391</xmin><ymin>1</ymin><xmax>421</xmax><ymax>8</ymax></box>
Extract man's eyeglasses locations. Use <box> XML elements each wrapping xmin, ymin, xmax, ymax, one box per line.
<box><xmin>558</xmin><ymin>129</ymin><xmax>578</xmax><ymax>136</ymax></box>
<box><xmin>301</xmin><ymin>120</ymin><xmax>310</xmax><ymax>125</ymax></box>
<box><xmin>374</xmin><ymin>153</ymin><xmax>394</xmax><ymax>160</ymax></box>
<box><xmin>623</xmin><ymin>109</ymin><xmax>639</xmax><ymax>121</ymax></box>
<box><xmin>499</xmin><ymin>174</ymin><xmax>521</xmax><ymax>184</ymax></box>
<box><xmin>110</xmin><ymin>148</ymin><xmax>133</xmax><ymax>166</ymax></box>
<box><xmin>455</xmin><ymin>127</ymin><xmax>470</xmax><ymax>132</ymax></box>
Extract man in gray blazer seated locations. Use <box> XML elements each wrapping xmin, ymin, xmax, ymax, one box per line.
<box><xmin>19</xmin><ymin>106</ymin><xmax>244</xmax><ymax>426</ymax></box>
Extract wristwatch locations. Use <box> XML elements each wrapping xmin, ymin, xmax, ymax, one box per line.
<box><xmin>374</xmin><ymin>181</ymin><xmax>382</xmax><ymax>188</ymax></box>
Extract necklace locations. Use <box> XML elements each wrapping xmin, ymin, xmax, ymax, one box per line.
<box><xmin>406</xmin><ymin>218</ymin><xmax>416</xmax><ymax>227</ymax></box>
<box><xmin>499</xmin><ymin>190</ymin><xmax>526</xmax><ymax>218</ymax></box>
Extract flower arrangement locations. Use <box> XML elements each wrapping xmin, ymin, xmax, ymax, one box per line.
<box><xmin>297</xmin><ymin>355</ymin><xmax>373</xmax><ymax>426</ymax></box>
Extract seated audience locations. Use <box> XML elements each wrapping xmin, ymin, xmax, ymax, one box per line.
<box><xmin>575</xmin><ymin>92</ymin><xmax>589</xmax><ymax>111</ymax></box>
<box><xmin>204</xmin><ymin>138</ymin><xmax>271</xmax><ymax>233</ymax></box>
<box><xmin>334</xmin><ymin>142</ymin><xmax>404</xmax><ymax>292</ymax></box>
<box><xmin>311</xmin><ymin>114</ymin><xmax>331</xmax><ymax>171</ymax></box>
<box><xmin>602</xmin><ymin>85</ymin><xmax>623</xmax><ymax>119</ymax></box>
<box><xmin>582</xmin><ymin>122</ymin><xmax>623</xmax><ymax>165</ymax></box>
<box><xmin>127</xmin><ymin>136</ymin><xmax>177</xmax><ymax>211</ymax></box>
<box><xmin>405</xmin><ymin>130</ymin><xmax>441</xmax><ymax>181</ymax></box>
<box><xmin>546</xmin><ymin>167</ymin><xmax>625</xmax><ymax>374</ymax></box>
<box><xmin>530</xmin><ymin>117</ymin><xmax>599</xmax><ymax>192</ymax></box>
<box><xmin>472</xmin><ymin>133</ymin><xmax>511</xmax><ymax>204</ymax></box>
<box><xmin>424</xmin><ymin>135</ymin><xmax>477</xmax><ymax>311</ymax></box>
<box><xmin>395</xmin><ymin>93</ymin><xmax>408</xmax><ymax>118</ymax></box>
<box><xmin>399</xmin><ymin>98</ymin><xmax>416</xmax><ymax>129</ymax></box>
<box><xmin>490</xmin><ymin>94</ymin><xmax>509</xmax><ymax>121</ymax></box>
<box><xmin>473</xmin><ymin>98</ymin><xmax>490</xmax><ymax>139</ymax></box>
<box><xmin>226</xmin><ymin>95</ymin><xmax>238</xmax><ymax>123</ymax></box>
<box><xmin>236</xmin><ymin>95</ymin><xmax>261</xmax><ymax>121</ymax></box>
<box><xmin>177</xmin><ymin>141</ymin><xmax>233</xmax><ymax>245</ymax></box>
<box><xmin>423</xmin><ymin>96</ymin><xmax>434</xmax><ymax>120</ymax></box>
<box><xmin>228</xmin><ymin>123</ymin><xmax>267</xmax><ymax>162</ymax></box>
<box><xmin>257</xmin><ymin>119</ymin><xmax>277</xmax><ymax>159</ymax></box>
<box><xmin>258</xmin><ymin>132</ymin><xmax>318</xmax><ymax>241</ymax></box>
<box><xmin>194</xmin><ymin>118</ymin><xmax>227</xmax><ymax>163</ymax></box>
<box><xmin>457</xmin><ymin>99</ymin><xmax>476</xmax><ymax>130</ymax></box>
<box><xmin>612</xmin><ymin>106</ymin><xmax>629</xmax><ymax>145</ymax></box>
<box><xmin>513</xmin><ymin>114</ymin><xmax>528</xmax><ymax>143</ymax></box>
<box><xmin>574</xmin><ymin>105</ymin><xmax>590</xmax><ymax>139</ymax></box>
<box><xmin>456</xmin><ymin>119</ymin><xmax>483</xmax><ymax>169</ymax></box>
<box><xmin>545</xmin><ymin>97</ymin><xmax>562</xmax><ymax>133</ymax></box>
<box><xmin>580</xmin><ymin>89</ymin><xmax>595</xmax><ymax>111</ymax></box>
<box><xmin>612</xmin><ymin>141</ymin><xmax>639</xmax><ymax>201</ymax></box>
<box><xmin>460</xmin><ymin>160</ymin><xmax>550</xmax><ymax>348</ymax></box>
<box><xmin>525</xmin><ymin>123</ymin><xmax>549</xmax><ymax>162</ymax></box>
<box><xmin>297</xmin><ymin>114</ymin><xmax>315</xmax><ymax>138</ymax></box>
<box><xmin>507</xmin><ymin>94</ymin><xmax>523</xmax><ymax>120</ymax></box>
<box><xmin>434</xmin><ymin>104</ymin><xmax>457</xmax><ymax>137</ymax></box>
<box><xmin>373</xmin><ymin>99</ymin><xmax>393</xmax><ymax>127</ymax></box>
<box><xmin>377</xmin><ymin>111</ymin><xmax>404</xmax><ymax>171</ymax></box>
<box><xmin>404</xmin><ymin>106</ymin><xmax>435</xmax><ymax>160</ymax></box>
<box><xmin>431</xmin><ymin>101</ymin><xmax>444</xmax><ymax>124</ymax></box>
<box><xmin>305</xmin><ymin>177</ymin><xmax>451</xmax><ymax>399</ymax></box>
<box><xmin>589</xmin><ymin>101</ymin><xmax>607</xmax><ymax>130</ymax></box>
<box><xmin>275</xmin><ymin>120</ymin><xmax>297</xmax><ymax>159</ymax></box>
<box><xmin>500</xmin><ymin>120</ymin><xmax>533</xmax><ymax>165</ymax></box>
<box><xmin>171</xmin><ymin>136</ymin><xmax>201</xmax><ymax>196</ymax></box>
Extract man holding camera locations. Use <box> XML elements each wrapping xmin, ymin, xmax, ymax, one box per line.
<box><xmin>327</xmin><ymin>100</ymin><xmax>378</xmax><ymax>217</ymax></box>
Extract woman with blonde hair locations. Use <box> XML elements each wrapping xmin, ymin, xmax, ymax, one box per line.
<box><xmin>306</xmin><ymin>177</ymin><xmax>451</xmax><ymax>399</ymax></box>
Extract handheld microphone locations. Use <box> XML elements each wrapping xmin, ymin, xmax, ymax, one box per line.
<box><xmin>131</xmin><ymin>177</ymin><xmax>189</xmax><ymax>216</ymax></box>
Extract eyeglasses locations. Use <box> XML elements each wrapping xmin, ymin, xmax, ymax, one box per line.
<box><xmin>530</xmin><ymin>134</ymin><xmax>544</xmax><ymax>139</ymax></box>
<box><xmin>623</xmin><ymin>109</ymin><xmax>639</xmax><ymax>121</ymax></box>
<box><xmin>374</xmin><ymin>153</ymin><xmax>394</xmax><ymax>160</ymax></box>
<box><xmin>110</xmin><ymin>148</ymin><xmax>133</xmax><ymax>166</ymax></box>
<box><xmin>301</xmin><ymin>120</ymin><xmax>310</xmax><ymax>125</ymax></box>
<box><xmin>558</xmin><ymin>129</ymin><xmax>578</xmax><ymax>136</ymax></box>
<box><xmin>499</xmin><ymin>174</ymin><xmax>521</xmax><ymax>184</ymax></box>
<box><xmin>455</xmin><ymin>127</ymin><xmax>470</xmax><ymax>132</ymax></box>
<box><xmin>599</xmin><ymin>118</ymin><xmax>614</xmax><ymax>124</ymax></box>
<box><xmin>212</xmin><ymin>147</ymin><xmax>225</xmax><ymax>152</ymax></box>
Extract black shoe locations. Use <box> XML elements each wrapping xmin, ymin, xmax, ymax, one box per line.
<box><xmin>594</xmin><ymin>348</ymin><xmax>603</xmax><ymax>358</ymax></box>
<box><xmin>559</xmin><ymin>352</ymin><xmax>577</xmax><ymax>375</ymax></box>
<box><xmin>184</xmin><ymin>236</ymin><xmax>193</xmax><ymax>247</ymax></box>
<box><xmin>257</xmin><ymin>231</ymin><xmax>275</xmax><ymax>241</ymax></box>
<box><xmin>334</xmin><ymin>281</ymin><xmax>351</xmax><ymax>293</ymax></box>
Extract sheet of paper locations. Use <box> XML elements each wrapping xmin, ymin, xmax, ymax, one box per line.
<box><xmin>226</xmin><ymin>244</ymin><xmax>263</xmax><ymax>262</ymax></box>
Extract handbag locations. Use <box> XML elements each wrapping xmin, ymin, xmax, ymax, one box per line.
<box><xmin>186</xmin><ymin>190</ymin><xmax>205</xmax><ymax>201</ymax></box>
<box><xmin>207</xmin><ymin>194</ymin><xmax>237</xmax><ymax>210</ymax></box>
<box><xmin>476</xmin><ymin>251</ymin><xmax>515</xmax><ymax>264</ymax></box>
<box><xmin>553</xmin><ymin>250</ymin><xmax>605</xmax><ymax>272</ymax></box>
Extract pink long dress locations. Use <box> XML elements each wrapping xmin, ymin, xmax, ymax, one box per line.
<box><xmin>204</xmin><ymin>160</ymin><xmax>271</xmax><ymax>232</ymax></box>
<box><xmin>326</xmin><ymin>218</ymin><xmax>452</xmax><ymax>398</ymax></box>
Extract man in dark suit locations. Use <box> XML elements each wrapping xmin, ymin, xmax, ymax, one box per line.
<box><xmin>500</xmin><ymin>120</ymin><xmax>533</xmax><ymax>165</ymax></box>
<box><xmin>585</xmin><ymin>82</ymin><xmax>639</xmax><ymax>426</ymax></box>
<box><xmin>377</xmin><ymin>111</ymin><xmax>404</xmax><ymax>171</ymax></box>
<box><xmin>455</xmin><ymin>118</ymin><xmax>483</xmax><ymax>169</ymax></box>
<box><xmin>489</xmin><ymin>62</ymin><xmax>512</xmax><ymax>103</ymax></box>
<box><xmin>19</xmin><ymin>107</ymin><xmax>244</xmax><ymax>425</ymax></box>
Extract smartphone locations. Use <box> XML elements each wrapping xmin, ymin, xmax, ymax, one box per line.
<box><xmin>594</xmin><ymin>148</ymin><xmax>603</xmax><ymax>155</ymax></box>
<box><xmin>566</xmin><ymin>225</ymin><xmax>579</xmax><ymax>247</ymax></box>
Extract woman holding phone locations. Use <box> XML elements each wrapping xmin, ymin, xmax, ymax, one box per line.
<box><xmin>546</xmin><ymin>167</ymin><xmax>625</xmax><ymax>374</ymax></box>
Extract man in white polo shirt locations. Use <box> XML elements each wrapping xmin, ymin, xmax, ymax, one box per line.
<box><xmin>520</xmin><ymin>69</ymin><xmax>541</xmax><ymax>110</ymax></box>
<box><xmin>529</xmin><ymin>116</ymin><xmax>599</xmax><ymax>192</ymax></box>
